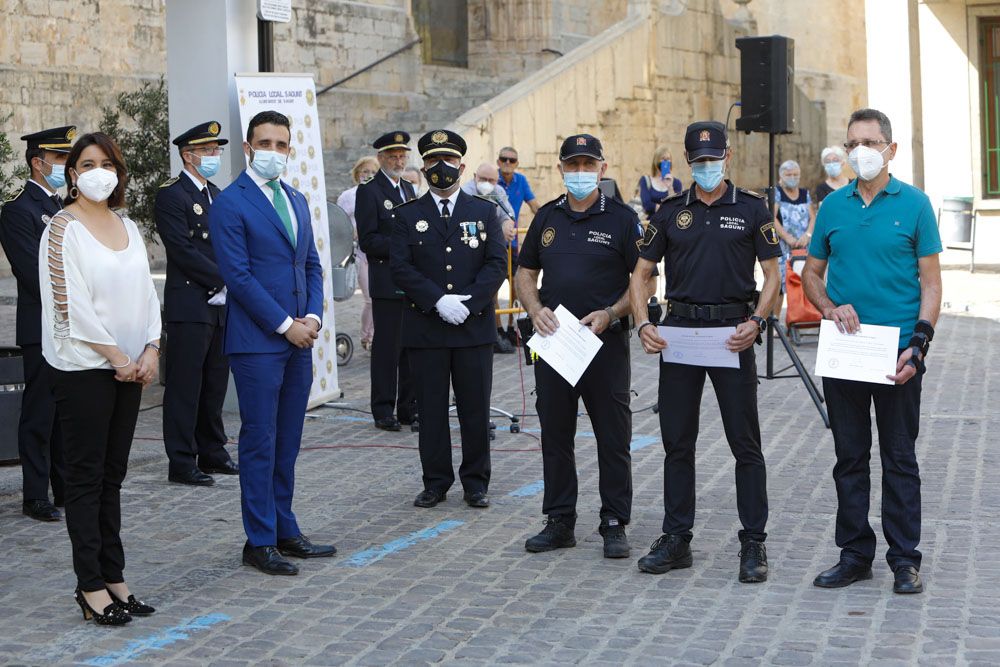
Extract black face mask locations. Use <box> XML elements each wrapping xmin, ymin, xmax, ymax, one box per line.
<box><xmin>424</xmin><ymin>160</ymin><xmax>460</xmax><ymax>190</ymax></box>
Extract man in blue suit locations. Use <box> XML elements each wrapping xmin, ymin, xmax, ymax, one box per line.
<box><xmin>210</xmin><ymin>110</ymin><xmax>336</xmax><ymax>576</ymax></box>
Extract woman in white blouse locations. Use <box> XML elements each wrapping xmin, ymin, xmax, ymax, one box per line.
<box><xmin>336</xmin><ymin>156</ymin><xmax>378</xmax><ymax>349</ymax></box>
<box><xmin>40</xmin><ymin>132</ymin><xmax>161</xmax><ymax>626</ymax></box>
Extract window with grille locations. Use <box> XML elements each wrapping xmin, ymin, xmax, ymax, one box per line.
<box><xmin>981</xmin><ymin>18</ymin><xmax>1000</xmax><ymax>197</ymax></box>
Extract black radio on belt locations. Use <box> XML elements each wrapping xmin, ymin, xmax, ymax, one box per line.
<box><xmin>516</xmin><ymin>317</ymin><xmax>535</xmax><ymax>365</ymax></box>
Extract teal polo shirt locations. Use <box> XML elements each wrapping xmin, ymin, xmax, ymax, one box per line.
<box><xmin>809</xmin><ymin>175</ymin><xmax>942</xmax><ymax>347</ymax></box>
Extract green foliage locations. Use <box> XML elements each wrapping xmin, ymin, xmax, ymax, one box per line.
<box><xmin>100</xmin><ymin>77</ymin><xmax>170</xmax><ymax>241</ymax></box>
<box><xmin>0</xmin><ymin>113</ymin><xmax>30</xmax><ymax>203</ymax></box>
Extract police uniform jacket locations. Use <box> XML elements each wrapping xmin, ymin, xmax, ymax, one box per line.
<box><xmin>0</xmin><ymin>181</ymin><xmax>61</xmax><ymax>346</ymax></box>
<box><xmin>390</xmin><ymin>190</ymin><xmax>507</xmax><ymax>348</ymax></box>
<box><xmin>154</xmin><ymin>172</ymin><xmax>225</xmax><ymax>324</ymax></box>
<box><xmin>357</xmin><ymin>170</ymin><xmax>416</xmax><ymax>300</ymax></box>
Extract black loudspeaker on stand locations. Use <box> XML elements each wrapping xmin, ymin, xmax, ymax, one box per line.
<box><xmin>735</xmin><ymin>35</ymin><xmax>829</xmax><ymax>428</ymax></box>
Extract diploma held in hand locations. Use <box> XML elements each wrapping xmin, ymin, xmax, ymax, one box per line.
<box><xmin>814</xmin><ymin>319</ymin><xmax>900</xmax><ymax>385</ymax></box>
<box><xmin>527</xmin><ymin>305</ymin><xmax>603</xmax><ymax>386</ymax></box>
<box><xmin>657</xmin><ymin>326</ymin><xmax>740</xmax><ymax>368</ymax></box>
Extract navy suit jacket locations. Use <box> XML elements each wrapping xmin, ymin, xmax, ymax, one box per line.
<box><xmin>209</xmin><ymin>170</ymin><xmax>323</xmax><ymax>355</ymax></box>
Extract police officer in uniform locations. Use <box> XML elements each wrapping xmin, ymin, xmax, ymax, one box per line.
<box><xmin>155</xmin><ymin>121</ymin><xmax>238</xmax><ymax>486</ymax></box>
<box><xmin>0</xmin><ymin>126</ymin><xmax>73</xmax><ymax>521</ymax></box>
<box><xmin>390</xmin><ymin>129</ymin><xmax>507</xmax><ymax>508</ymax></box>
<box><xmin>628</xmin><ymin>121</ymin><xmax>781</xmax><ymax>582</ymax></box>
<box><xmin>357</xmin><ymin>131</ymin><xmax>419</xmax><ymax>431</ymax></box>
<box><xmin>515</xmin><ymin>134</ymin><xmax>654</xmax><ymax>559</ymax></box>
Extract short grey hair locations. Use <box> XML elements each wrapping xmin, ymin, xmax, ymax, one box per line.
<box><xmin>778</xmin><ymin>159</ymin><xmax>799</xmax><ymax>175</ymax></box>
<box><xmin>848</xmin><ymin>108</ymin><xmax>893</xmax><ymax>143</ymax></box>
<box><xmin>821</xmin><ymin>146</ymin><xmax>848</xmax><ymax>163</ymax></box>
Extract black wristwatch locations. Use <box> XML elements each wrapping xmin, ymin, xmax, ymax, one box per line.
<box><xmin>750</xmin><ymin>315</ymin><xmax>767</xmax><ymax>333</ymax></box>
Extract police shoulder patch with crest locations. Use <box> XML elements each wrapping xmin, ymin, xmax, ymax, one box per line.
<box><xmin>636</xmin><ymin>222</ymin><xmax>658</xmax><ymax>249</ymax></box>
<box><xmin>159</xmin><ymin>176</ymin><xmax>179</xmax><ymax>188</ymax></box>
<box><xmin>3</xmin><ymin>186</ymin><xmax>24</xmax><ymax>203</ymax></box>
<box><xmin>759</xmin><ymin>221</ymin><xmax>779</xmax><ymax>245</ymax></box>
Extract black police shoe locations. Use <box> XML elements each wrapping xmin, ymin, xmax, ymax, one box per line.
<box><xmin>892</xmin><ymin>565</ymin><xmax>923</xmax><ymax>594</ymax></box>
<box><xmin>637</xmin><ymin>534</ymin><xmax>693</xmax><ymax>574</ymax></box>
<box><xmin>463</xmin><ymin>491</ymin><xmax>490</xmax><ymax>508</ymax></box>
<box><xmin>413</xmin><ymin>489</ymin><xmax>446</xmax><ymax>508</ymax></box>
<box><xmin>738</xmin><ymin>539</ymin><xmax>768</xmax><ymax>583</ymax></box>
<box><xmin>23</xmin><ymin>499</ymin><xmax>61</xmax><ymax>522</ymax></box>
<box><xmin>199</xmin><ymin>459</ymin><xmax>239</xmax><ymax>475</ymax></box>
<box><xmin>277</xmin><ymin>534</ymin><xmax>337</xmax><ymax>559</ymax></box>
<box><xmin>598</xmin><ymin>518</ymin><xmax>630</xmax><ymax>559</ymax></box>
<box><xmin>813</xmin><ymin>560</ymin><xmax>873</xmax><ymax>588</ymax></box>
<box><xmin>242</xmin><ymin>543</ymin><xmax>299</xmax><ymax>576</ymax></box>
<box><xmin>525</xmin><ymin>515</ymin><xmax>576</xmax><ymax>552</ymax></box>
<box><xmin>494</xmin><ymin>329</ymin><xmax>514</xmax><ymax>354</ymax></box>
<box><xmin>168</xmin><ymin>468</ymin><xmax>215</xmax><ymax>486</ymax></box>
<box><xmin>374</xmin><ymin>417</ymin><xmax>402</xmax><ymax>432</ymax></box>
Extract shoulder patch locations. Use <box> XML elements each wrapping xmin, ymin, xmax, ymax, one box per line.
<box><xmin>739</xmin><ymin>188</ymin><xmax>765</xmax><ymax>199</ymax></box>
<box><xmin>159</xmin><ymin>176</ymin><xmax>179</xmax><ymax>188</ymax></box>
<box><xmin>636</xmin><ymin>222</ymin><xmax>658</xmax><ymax>250</ymax></box>
<box><xmin>3</xmin><ymin>186</ymin><xmax>24</xmax><ymax>203</ymax></box>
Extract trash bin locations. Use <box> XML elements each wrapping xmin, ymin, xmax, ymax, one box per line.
<box><xmin>939</xmin><ymin>196</ymin><xmax>973</xmax><ymax>245</ymax></box>
<box><xmin>0</xmin><ymin>347</ymin><xmax>24</xmax><ymax>463</ymax></box>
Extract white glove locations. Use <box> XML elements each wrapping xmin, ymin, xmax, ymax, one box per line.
<box><xmin>435</xmin><ymin>294</ymin><xmax>471</xmax><ymax>325</ymax></box>
<box><xmin>207</xmin><ymin>286</ymin><xmax>227</xmax><ymax>306</ymax></box>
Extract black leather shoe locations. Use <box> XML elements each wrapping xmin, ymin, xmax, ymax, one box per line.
<box><xmin>599</xmin><ymin>518</ymin><xmax>630</xmax><ymax>559</ymax></box>
<box><xmin>242</xmin><ymin>543</ymin><xmax>298</xmax><ymax>575</ymax></box>
<box><xmin>199</xmin><ymin>459</ymin><xmax>239</xmax><ymax>475</ymax></box>
<box><xmin>892</xmin><ymin>565</ymin><xmax>923</xmax><ymax>594</ymax></box>
<box><xmin>374</xmin><ymin>417</ymin><xmax>402</xmax><ymax>432</ymax></box>
<box><xmin>168</xmin><ymin>468</ymin><xmax>215</xmax><ymax>486</ymax></box>
<box><xmin>813</xmin><ymin>560</ymin><xmax>873</xmax><ymax>588</ymax></box>
<box><xmin>398</xmin><ymin>415</ymin><xmax>420</xmax><ymax>432</ymax></box>
<box><xmin>277</xmin><ymin>534</ymin><xmax>337</xmax><ymax>559</ymax></box>
<box><xmin>464</xmin><ymin>491</ymin><xmax>490</xmax><ymax>508</ymax></box>
<box><xmin>525</xmin><ymin>515</ymin><xmax>576</xmax><ymax>552</ymax></box>
<box><xmin>23</xmin><ymin>499</ymin><xmax>61</xmax><ymax>522</ymax></box>
<box><xmin>414</xmin><ymin>489</ymin><xmax>446</xmax><ymax>508</ymax></box>
<box><xmin>739</xmin><ymin>539</ymin><xmax>768</xmax><ymax>583</ymax></box>
<box><xmin>637</xmin><ymin>534</ymin><xmax>693</xmax><ymax>574</ymax></box>
<box><xmin>494</xmin><ymin>330</ymin><xmax>515</xmax><ymax>354</ymax></box>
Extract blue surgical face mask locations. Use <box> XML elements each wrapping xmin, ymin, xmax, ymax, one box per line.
<box><xmin>249</xmin><ymin>149</ymin><xmax>287</xmax><ymax>181</ymax></box>
<box><xmin>823</xmin><ymin>161</ymin><xmax>842</xmax><ymax>178</ymax></box>
<box><xmin>43</xmin><ymin>162</ymin><xmax>66</xmax><ymax>189</ymax></box>
<box><xmin>196</xmin><ymin>155</ymin><xmax>221</xmax><ymax>179</ymax></box>
<box><xmin>563</xmin><ymin>171</ymin><xmax>599</xmax><ymax>199</ymax></box>
<box><xmin>782</xmin><ymin>176</ymin><xmax>800</xmax><ymax>189</ymax></box>
<box><xmin>690</xmin><ymin>160</ymin><xmax>725</xmax><ymax>192</ymax></box>
<box><xmin>659</xmin><ymin>159</ymin><xmax>671</xmax><ymax>179</ymax></box>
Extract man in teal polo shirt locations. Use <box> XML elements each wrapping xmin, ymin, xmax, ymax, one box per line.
<box><xmin>802</xmin><ymin>108</ymin><xmax>942</xmax><ymax>595</ymax></box>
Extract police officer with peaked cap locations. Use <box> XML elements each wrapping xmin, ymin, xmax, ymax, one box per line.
<box><xmin>515</xmin><ymin>133</ymin><xmax>655</xmax><ymax>559</ymax></box>
<box><xmin>628</xmin><ymin>120</ymin><xmax>782</xmax><ymax>582</ymax></box>
<box><xmin>155</xmin><ymin>121</ymin><xmax>238</xmax><ymax>486</ymax></box>
<box><xmin>390</xmin><ymin>129</ymin><xmax>507</xmax><ymax>509</ymax></box>
<box><xmin>357</xmin><ymin>130</ymin><xmax>419</xmax><ymax>431</ymax></box>
<box><xmin>0</xmin><ymin>125</ymin><xmax>74</xmax><ymax>521</ymax></box>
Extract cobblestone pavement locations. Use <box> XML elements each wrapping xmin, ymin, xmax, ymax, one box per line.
<box><xmin>0</xmin><ymin>272</ymin><xmax>998</xmax><ymax>666</ymax></box>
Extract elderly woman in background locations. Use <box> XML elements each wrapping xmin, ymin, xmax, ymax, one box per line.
<box><xmin>637</xmin><ymin>145</ymin><xmax>683</xmax><ymax>217</ymax></box>
<box><xmin>814</xmin><ymin>146</ymin><xmax>851</xmax><ymax>206</ymax></box>
<box><xmin>402</xmin><ymin>165</ymin><xmax>426</xmax><ymax>197</ymax></box>
<box><xmin>336</xmin><ymin>156</ymin><xmax>379</xmax><ymax>350</ymax></box>
<box><xmin>772</xmin><ymin>159</ymin><xmax>815</xmax><ymax>293</ymax></box>
<box><xmin>41</xmin><ymin>132</ymin><xmax>161</xmax><ymax>626</ymax></box>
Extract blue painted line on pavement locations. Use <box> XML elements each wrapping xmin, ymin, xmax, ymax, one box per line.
<box><xmin>629</xmin><ymin>435</ymin><xmax>660</xmax><ymax>451</ymax></box>
<box><xmin>83</xmin><ymin>613</ymin><xmax>230</xmax><ymax>666</ymax></box>
<box><xmin>343</xmin><ymin>520</ymin><xmax>465</xmax><ymax>567</ymax></box>
<box><xmin>508</xmin><ymin>480</ymin><xmax>546</xmax><ymax>497</ymax></box>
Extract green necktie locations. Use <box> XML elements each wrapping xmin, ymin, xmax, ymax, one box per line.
<box><xmin>267</xmin><ymin>179</ymin><xmax>296</xmax><ymax>247</ymax></box>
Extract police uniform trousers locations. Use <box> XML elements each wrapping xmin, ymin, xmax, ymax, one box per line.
<box><xmin>18</xmin><ymin>343</ymin><xmax>65</xmax><ymax>503</ymax></box>
<box><xmin>162</xmin><ymin>313</ymin><xmax>231</xmax><ymax>474</ymax></box>
<box><xmin>657</xmin><ymin>318</ymin><xmax>767</xmax><ymax>541</ymax></box>
<box><xmin>535</xmin><ymin>329</ymin><xmax>632</xmax><ymax>522</ymax></box>
<box><xmin>823</xmin><ymin>364</ymin><xmax>923</xmax><ymax>570</ymax></box>
<box><xmin>409</xmin><ymin>344</ymin><xmax>492</xmax><ymax>495</ymax></box>
<box><xmin>370</xmin><ymin>298</ymin><xmax>416</xmax><ymax>422</ymax></box>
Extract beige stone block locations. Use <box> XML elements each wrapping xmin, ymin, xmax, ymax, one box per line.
<box><xmin>19</xmin><ymin>42</ymin><xmax>49</xmax><ymax>66</ymax></box>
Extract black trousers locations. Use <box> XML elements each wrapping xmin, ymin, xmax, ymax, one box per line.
<box><xmin>535</xmin><ymin>330</ymin><xmax>632</xmax><ymax>522</ymax></box>
<box><xmin>824</xmin><ymin>369</ymin><xmax>923</xmax><ymax>569</ymax></box>
<box><xmin>408</xmin><ymin>344</ymin><xmax>492</xmax><ymax>494</ymax></box>
<box><xmin>52</xmin><ymin>369</ymin><xmax>142</xmax><ymax>592</ymax></box>
<box><xmin>162</xmin><ymin>321</ymin><xmax>231</xmax><ymax>474</ymax></box>
<box><xmin>18</xmin><ymin>344</ymin><xmax>65</xmax><ymax>503</ymax></box>
<box><xmin>657</xmin><ymin>338</ymin><xmax>768</xmax><ymax>542</ymax></box>
<box><xmin>371</xmin><ymin>298</ymin><xmax>416</xmax><ymax>422</ymax></box>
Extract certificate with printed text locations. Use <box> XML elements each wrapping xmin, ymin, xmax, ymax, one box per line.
<box><xmin>527</xmin><ymin>305</ymin><xmax>603</xmax><ymax>386</ymax></box>
<box><xmin>814</xmin><ymin>320</ymin><xmax>900</xmax><ymax>385</ymax></box>
<box><xmin>658</xmin><ymin>326</ymin><xmax>740</xmax><ymax>368</ymax></box>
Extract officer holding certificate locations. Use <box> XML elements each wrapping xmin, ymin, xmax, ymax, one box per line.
<box><xmin>628</xmin><ymin>121</ymin><xmax>781</xmax><ymax>582</ymax></box>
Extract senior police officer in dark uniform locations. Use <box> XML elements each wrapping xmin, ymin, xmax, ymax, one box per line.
<box><xmin>155</xmin><ymin>121</ymin><xmax>238</xmax><ymax>486</ymax></box>
<box><xmin>0</xmin><ymin>126</ymin><xmax>73</xmax><ymax>521</ymax></box>
<box><xmin>515</xmin><ymin>134</ymin><xmax>654</xmax><ymax>559</ymax></box>
<box><xmin>628</xmin><ymin>121</ymin><xmax>781</xmax><ymax>582</ymax></box>
<box><xmin>390</xmin><ymin>129</ymin><xmax>507</xmax><ymax>509</ymax></box>
<box><xmin>357</xmin><ymin>131</ymin><xmax>419</xmax><ymax>432</ymax></box>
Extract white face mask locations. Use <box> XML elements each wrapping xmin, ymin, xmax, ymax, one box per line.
<box><xmin>848</xmin><ymin>144</ymin><xmax>889</xmax><ymax>182</ymax></box>
<box><xmin>74</xmin><ymin>167</ymin><xmax>119</xmax><ymax>202</ymax></box>
<box><xmin>475</xmin><ymin>180</ymin><xmax>494</xmax><ymax>195</ymax></box>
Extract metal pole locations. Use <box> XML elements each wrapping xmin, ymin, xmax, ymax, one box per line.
<box><xmin>766</xmin><ymin>132</ymin><xmax>776</xmax><ymax>378</ymax></box>
<box><xmin>258</xmin><ymin>19</ymin><xmax>274</xmax><ymax>72</ymax></box>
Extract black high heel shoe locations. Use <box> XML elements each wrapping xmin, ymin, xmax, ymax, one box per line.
<box><xmin>107</xmin><ymin>588</ymin><xmax>156</xmax><ymax>616</ymax></box>
<box><xmin>74</xmin><ymin>588</ymin><xmax>131</xmax><ymax>626</ymax></box>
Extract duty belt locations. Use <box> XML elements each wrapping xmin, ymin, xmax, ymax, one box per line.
<box><xmin>667</xmin><ymin>301</ymin><xmax>750</xmax><ymax>321</ymax></box>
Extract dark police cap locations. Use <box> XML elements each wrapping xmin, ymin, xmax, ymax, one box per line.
<box><xmin>418</xmin><ymin>129</ymin><xmax>466</xmax><ymax>159</ymax></box>
<box><xmin>559</xmin><ymin>134</ymin><xmax>603</xmax><ymax>161</ymax></box>
<box><xmin>373</xmin><ymin>130</ymin><xmax>411</xmax><ymax>152</ymax></box>
<box><xmin>172</xmin><ymin>121</ymin><xmax>229</xmax><ymax>148</ymax></box>
<box><xmin>21</xmin><ymin>126</ymin><xmax>77</xmax><ymax>153</ymax></box>
<box><xmin>684</xmin><ymin>121</ymin><xmax>728</xmax><ymax>162</ymax></box>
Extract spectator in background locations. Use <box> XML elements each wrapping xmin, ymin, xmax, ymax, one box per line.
<box><xmin>815</xmin><ymin>146</ymin><xmax>851</xmax><ymax>206</ymax></box>
<box><xmin>337</xmin><ymin>156</ymin><xmax>379</xmax><ymax>350</ymax></box>
<box><xmin>402</xmin><ymin>166</ymin><xmax>426</xmax><ymax>197</ymax></box>
<box><xmin>772</xmin><ymin>159</ymin><xmax>815</xmax><ymax>296</ymax></box>
<box><xmin>496</xmin><ymin>146</ymin><xmax>539</xmax><ymax>347</ymax></box>
<box><xmin>638</xmin><ymin>146</ymin><xmax>683</xmax><ymax>217</ymax></box>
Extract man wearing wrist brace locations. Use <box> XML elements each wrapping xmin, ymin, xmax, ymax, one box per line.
<box><xmin>802</xmin><ymin>108</ymin><xmax>942</xmax><ymax>595</ymax></box>
<box><xmin>627</xmin><ymin>121</ymin><xmax>781</xmax><ymax>583</ymax></box>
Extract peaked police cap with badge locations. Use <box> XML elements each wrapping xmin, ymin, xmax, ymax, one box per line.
<box><xmin>684</xmin><ymin>121</ymin><xmax>727</xmax><ymax>162</ymax></box>
<box><xmin>559</xmin><ymin>134</ymin><xmax>604</xmax><ymax>161</ymax></box>
<box><xmin>21</xmin><ymin>126</ymin><xmax>77</xmax><ymax>153</ymax></box>
<box><xmin>172</xmin><ymin>121</ymin><xmax>229</xmax><ymax>148</ymax></box>
<box><xmin>418</xmin><ymin>129</ymin><xmax>467</xmax><ymax>160</ymax></box>
<box><xmin>373</xmin><ymin>130</ymin><xmax>411</xmax><ymax>152</ymax></box>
